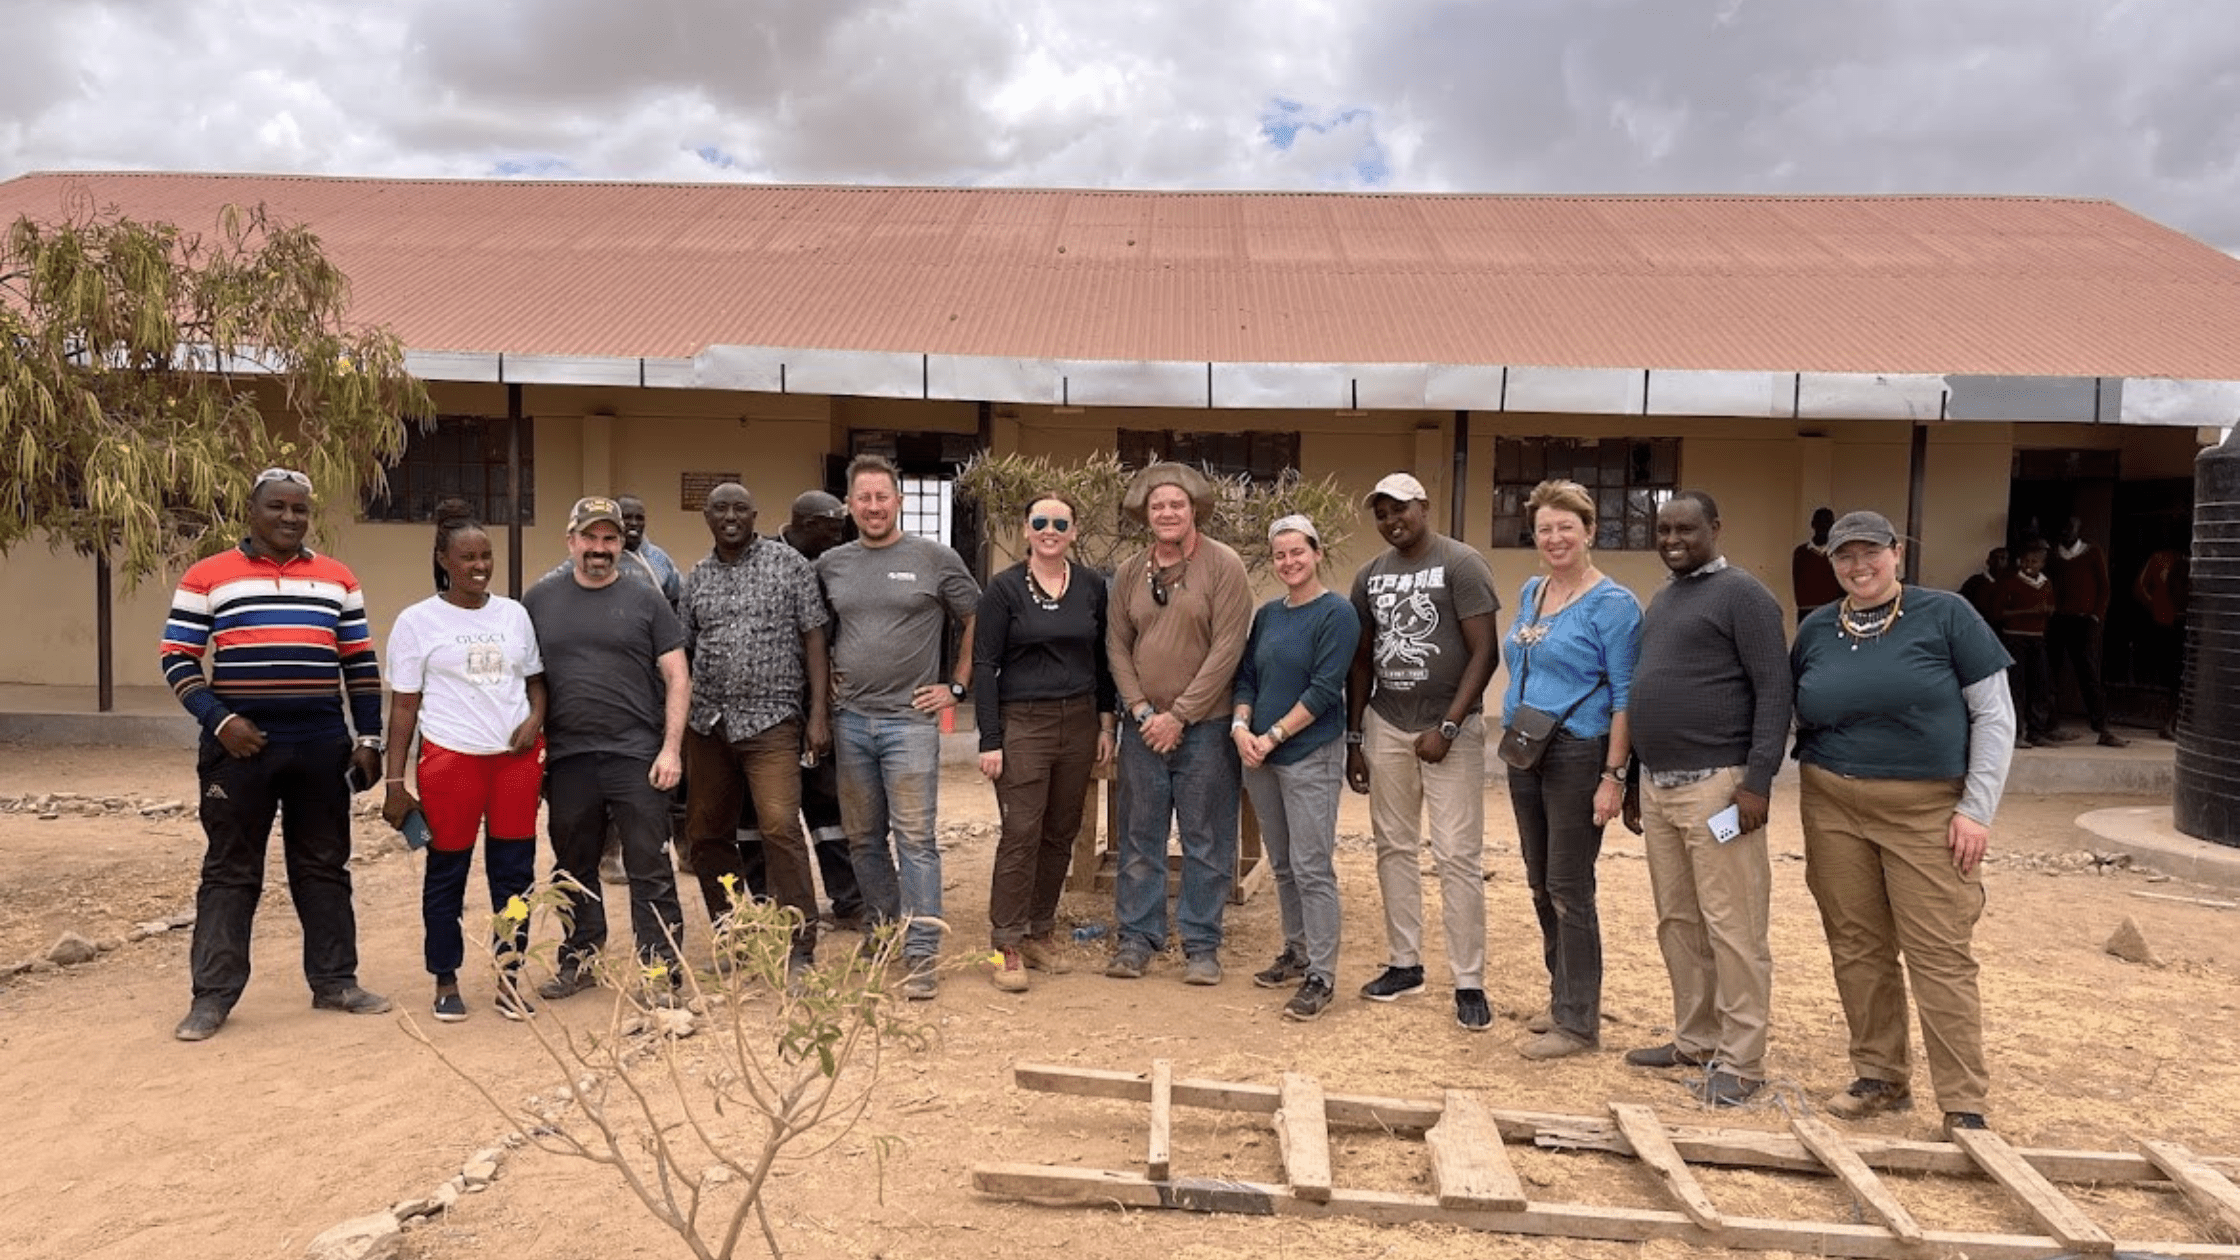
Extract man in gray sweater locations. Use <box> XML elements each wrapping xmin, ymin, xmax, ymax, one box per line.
<box><xmin>1623</xmin><ymin>491</ymin><xmax>1792</xmax><ymax>1107</ymax></box>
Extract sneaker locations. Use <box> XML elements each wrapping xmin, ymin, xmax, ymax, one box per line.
<box><xmin>900</xmin><ymin>956</ymin><xmax>940</xmax><ymax>1000</ymax></box>
<box><xmin>494</xmin><ymin>983</ymin><xmax>536</xmax><ymax>1022</ymax></box>
<box><xmin>1105</xmin><ymin>945</ymin><xmax>1152</xmax><ymax>980</ymax></box>
<box><xmin>1823</xmin><ymin>1077</ymin><xmax>1913</xmax><ymax>1119</ymax></box>
<box><xmin>538</xmin><ymin>964</ymin><xmax>598</xmax><ymax>1002</ymax></box>
<box><xmin>1700</xmin><ymin>1070</ymin><xmax>1762</xmax><ymax>1108</ymax></box>
<box><xmin>1253</xmin><ymin>947</ymin><xmax>1309</xmax><ymax>989</ymax></box>
<box><xmin>1455</xmin><ymin>989</ymin><xmax>1493</xmax><ymax>1032</ymax></box>
<box><xmin>1624</xmin><ymin>1042</ymin><xmax>1707</xmax><ymax>1069</ymax></box>
<box><xmin>174</xmin><ymin>1000</ymin><xmax>228</xmax><ymax>1042</ymax></box>
<box><xmin>1283</xmin><ymin>975</ymin><xmax>1335</xmax><ymax>1022</ymax></box>
<box><xmin>1182</xmin><ymin>954</ymin><xmax>1223</xmax><ymax>986</ymax></box>
<box><xmin>1018</xmin><ymin>935</ymin><xmax>1073</xmax><ymax>975</ymax></box>
<box><xmin>991</xmin><ymin>948</ymin><xmax>1028</xmax><ymax>993</ymax></box>
<box><xmin>1359</xmin><ymin>964</ymin><xmax>1426</xmax><ymax>1002</ymax></box>
<box><xmin>599</xmin><ymin>836</ymin><xmax>628</xmax><ymax>884</ymax></box>
<box><xmin>1518</xmin><ymin>1028</ymin><xmax>1596</xmax><ymax>1061</ymax></box>
<box><xmin>432</xmin><ymin>987</ymin><xmax>469</xmax><ymax>1023</ymax></box>
<box><xmin>311</xmin><ymin>985</ymin><xmax>394</xmax><ymax>1015</ymax></box>
<box><xmin>1942</xmin><ymin>1111</ymin><xmax>1991</xmax><ymax>1138</ymax></box>
<box><xmin>1523</xmin><ymin>1008</ymin><xmax>1553</xmax><ymax>1034</ymax></box>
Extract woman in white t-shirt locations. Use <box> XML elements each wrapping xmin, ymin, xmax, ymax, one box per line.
<box><xmin>382</xmin><ymin>511</ymin><xmax>546</xmax><ymax>1023</ymax></box>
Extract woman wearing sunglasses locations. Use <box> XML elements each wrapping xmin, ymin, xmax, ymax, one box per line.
<box><xmin>972</xmin><ymin>494</ymin><xmax>1117</xmax><ymax>991</ymax></box>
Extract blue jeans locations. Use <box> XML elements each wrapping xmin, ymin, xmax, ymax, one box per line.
<box><xmin>1244</xmin><ymin>738</ymin><xmax>1344</xmax><ymax>985</ymax></box>
<box><xmin>1507</xmin><ymin>731</ymin><xmax>1608</xmax><ymax>1043</ymax></box>
<box><xmin>1115</xmin><ymin>716</ymin><xmax>1240</xmax><ymax>957</ymax></box>
<box><xmin>834</xmin><ymin>709</ymin><xmax>944</xmax><ymax>958</ymax></box>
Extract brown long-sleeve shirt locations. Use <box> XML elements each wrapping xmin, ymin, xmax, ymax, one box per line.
<box><xmin>1107</xmin><ymin>536</ymin><xmax>1251</xmax><ymax>726</ymax></box>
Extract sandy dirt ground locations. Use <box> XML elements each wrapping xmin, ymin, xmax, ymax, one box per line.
<box><xmin>4</xmin><ymin>741</ymin><xmax>2239</xmax><ymax>1260</ymax></box>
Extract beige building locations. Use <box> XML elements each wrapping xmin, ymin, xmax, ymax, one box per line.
<box><xmin>2</xmin><ymin>174</ymin><xmax>2235</xmax><ymax>721</ymax></box>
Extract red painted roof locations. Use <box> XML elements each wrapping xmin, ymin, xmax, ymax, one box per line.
<box><xmin>5</xmin><ymin>171</ymin><xmax>2239</xmax><ymax>377</ymax></box>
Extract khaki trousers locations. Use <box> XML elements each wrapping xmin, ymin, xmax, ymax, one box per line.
<box><xmin>1641</xmin><ymin>766</ymin><xmax>1772</xmax><ymax>1080</ymax></box>
<box><xmin>1800</xmin><ymin>764</ymin><xmax>1989</xmax><ymax>1114</ymax></box>
<box><xmin>1365</xmin><ymin>710</ymin><xmax>1487</xmax><ymax>989</ymax></box>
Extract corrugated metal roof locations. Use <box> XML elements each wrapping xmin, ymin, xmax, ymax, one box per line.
<box><xmin>5</xmin><ymin>171</ymin><xmax>2240</xmax><ymax>378</ymax></box>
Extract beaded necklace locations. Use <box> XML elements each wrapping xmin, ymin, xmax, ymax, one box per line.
<box><xmin>1836</xmin><ymin>586</ymin><xmax>1904</xmax><ymax>650</ymax></box>
<box><xmin>1026</xmin><ymin>562</ymin><xmax>1070</xmax><ymax>612</ymax></box>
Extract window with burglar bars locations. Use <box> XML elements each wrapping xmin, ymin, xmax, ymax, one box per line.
<box><xmin>1490</xmin><ymin>437</ymin><xmax>1677</xmax><ymax>550</ymax></box>
<box><xmin>362</xmin><ymin>415</ymin><xmax>535</xmax><ymax>525</ymax></box>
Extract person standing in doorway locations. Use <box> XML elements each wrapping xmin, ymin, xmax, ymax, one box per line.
<box><xmin>161</xmin><ymin>468</ymin><xmax>392</xmax><ymax>1041</ymax></box>
<box><xmin>819</xmin><ymin>455</ymin><xmax>981</xmax><ymax>1000</ymax></box>
<box><xmin>1343</xmin><ymin>472</ymin><xmax>1502</xmax><ymax>1033</ymax></box>
<box><xmin>1105</xmin><ymin>462</ymin><xmax>1252</xmax><ymax>986</ymax></box>
<box><xmin>1623</xmin><ymin>492</ymin><xmax>1790</xmax><ymax>1107</ymax></box>
<box><xmin>524</xmin><ymin>496</ymin><xmax>690</xmax><ymax>1002</ymax></box>
<box><xmin>2047</xmin><ymin>516</ymin><xmax>2127</xmax><ymax>747</ymax></box>
<box><xmin>1958</xmin><ymin>548</ymin><xmax>2010</xmax><ymax>624</ymax></box>
<box><xmin>1990</xmin><ymin>538</ymin><xmax>2059</xmax><ymax>749</ymax></box>
<box><xmin>1793</xmin><ymin>507</ymin><xmax>1842</xmax><ymax>625</ymax></box>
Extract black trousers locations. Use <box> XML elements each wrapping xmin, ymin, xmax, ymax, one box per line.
<box><xmin>546</xmin><ymin>752</ymin><xmax>683</xmax><ymax>969</ymax></box>
<box><xmin>2047</xmin><ymin>613</ymin><xmax>2110</xmax><ymax>731</ymax></box>
<box><xmin>190</xmin><ymin>734</ymin><xmax>361</xmax><ymax>1008</ymax></box>
<box><xmin>2001</xmin><ymin>632</ymin><xmax>2054</xmax><ymax>739</ymax></box>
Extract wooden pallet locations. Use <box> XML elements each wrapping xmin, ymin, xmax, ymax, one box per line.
<box><xmin>972</xmin><ymin>1062</ymin><xmax>2240</xmax><ymax>1259</ymax></box>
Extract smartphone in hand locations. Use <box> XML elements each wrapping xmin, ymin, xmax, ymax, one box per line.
<box><xmin>400</xmin><ymin>809</ymin><xmax>434</xmax><ymax>851</ymax></box>
<box><xmin>345</xmin><ymin>760</ymin><xmax>376</xmax><ymax>793</ymax></box>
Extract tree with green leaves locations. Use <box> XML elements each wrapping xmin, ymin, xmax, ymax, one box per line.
<box><xmin>0</xmin><ymin>201</ymin><xmax>430</xmax><ymax>587</ymax></box>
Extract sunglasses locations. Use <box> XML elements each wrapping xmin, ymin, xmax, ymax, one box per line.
<box><xmin>255</xmin><ymin>467</ymin><xmax>312</xmax><ymax>489</ymax></box>
<box><xmin>1028</xmin><ymin>515</ymin><xmax>1072</xmax><ymax>533</ymax></box>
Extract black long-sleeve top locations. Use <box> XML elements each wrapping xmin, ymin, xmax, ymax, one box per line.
<box><xmin>970</xmin><ymin>561</ymin><xmax>1117</xmax><ymax>751</ymax></box>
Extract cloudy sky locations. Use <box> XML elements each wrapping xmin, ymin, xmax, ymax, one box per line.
<box><xmin>4</xmin><ymin>0</ymin><xmax>2237</xmax><ymax>247</ymax></box>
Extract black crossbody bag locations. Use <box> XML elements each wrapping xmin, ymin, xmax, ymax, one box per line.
<box><xmin>1496</xmin><ymin>578</ymin><xmax>1601</xmax><ymax>772</ymax></box>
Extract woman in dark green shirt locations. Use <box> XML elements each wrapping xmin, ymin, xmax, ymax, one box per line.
<box><xmin>1790</xmin><ymin>510</ymin><xmax>2015</xmax><ymax>1139</ymax></box>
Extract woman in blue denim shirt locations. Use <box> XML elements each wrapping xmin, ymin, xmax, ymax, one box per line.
<box><xmin>1501</xmin><ymin>479</ymin><xmax>1640</xmax><ymax>1061</ymax></box>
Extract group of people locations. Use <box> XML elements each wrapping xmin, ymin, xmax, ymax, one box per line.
<box><xmin>160</xmin><ymin>463</ymin><xmax>2018</xmax><ymax>1136</ymax></box>
<box><xmin>1960</xmin><ymin>519</ymin><xmax>2130</xmax><ymax>749</ymax></box>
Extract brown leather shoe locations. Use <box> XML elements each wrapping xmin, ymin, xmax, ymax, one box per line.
<box><xmin>1624</xmin><ymin>1042</ymin><xmax>1707</xmax><ymax>1069</ymax></box>
<box><xmin>1824</xmin><ymin>1077</ymin><xmax>1912</xmax><ymax>1119</ymax></box>
<box><xmin>1018</xmin><ymin>935</ymin><xmax>1073</xmax><ymax>975</ymax></box>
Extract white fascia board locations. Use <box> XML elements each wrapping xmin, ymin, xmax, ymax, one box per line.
<box><xmin>1503</xmin><ymin>366</ymin><xmax>1644</xmax><ymax>415</ymax></box>
<box><xmin>501</xmin><ymin>354</ymin><xmax>644</xmax><ymax>387</ymax></box>
<box><xmin>927</xmin><ymin>356</ymin><xmax>1062</xmax><ymax>405</ymax></box>
<box><xmin>2117</xmin><ymin>377</ymin><xmax>2240</xmax><ymax>427</ymax></box>
<box><xmin>1943</xmin><ymin>375</ymin><xmax>2101</xmax><ymax>422</ymax></box>
<box><xmin>404</xmin><ymin>349</ymin><xmax>504</xmax><ymax>383</ymax></box>
<box><xmin>1648</xmin><ymin>370</ymin><xmax>1790</xmax><ymax>418</ymax></box>
<box><xmin>640</xmin><ymin>357</ymin><xmax>696</xmax><ymax>388</ymax></box>
<box><xmin>1055</xmin><ymin>359</ymin><xmax>1208</xmax><ymax>408</ymax></box>
<box><xmin>783</xmin><ymin>349</ymin><xmax>924</xmax><ymax>399</ymax></box>
<box><xmin>1423</xmin><ymin>365</ymin><xmax>1509</xmax><ymax>410</ymax></box>
<box><xmin>694</xmin><ymin>345</ymin><xmax>786</xmax><ymax>392</ymax></box>
<box><xmin>1796</xmin><ymin>373</ymin><xmax>1946</xmax><ymax>421</ymax></box>
<box><xmin>1209</xmin><ymin>362</ymin><xmax>1434</xmax><ymax>410</ymax></box>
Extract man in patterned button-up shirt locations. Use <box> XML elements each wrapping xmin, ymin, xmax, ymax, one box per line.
<box><xmin>679</xmin><ymin>482</ymin><xmax>832</xmax><ymax>970</ymax></box>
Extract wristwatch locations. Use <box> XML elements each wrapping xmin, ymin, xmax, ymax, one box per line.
<box><xmin>948</xmin><ymin>681</ymin><xmax>967</xmax><ymax>700</ymax></box>
<box><xmin>1344</xmin><ymin>729</ymin><xmax>1365</xmax><ymax>746</ymax></box>
<box><xmin>1437</xmin><ymin>720</ymin><xmax>1462</xmax><ymax>741</ymax></box>
<box><xmin>1601</xmin><ymin>762</ymin><xmax>1630</xmax><ymax>784</ymax></box>
<box><xmin>1134</xmin><ymin>702</ymin><xmax>1156</xmax><ymax>724</ymax></box>
<box><xmin>355</xmin><ymin>735</ymin><xmax>385</xmax><ymax>753</ymax></box>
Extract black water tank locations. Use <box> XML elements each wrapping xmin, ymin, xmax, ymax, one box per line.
<box><xmin>2175</xmin><ymin>427</ymin><xmax>2240</xmax><ymax>847</ymax></box>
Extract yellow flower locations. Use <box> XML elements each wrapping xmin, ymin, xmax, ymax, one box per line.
<box><xmin>718</xmin><ymin>873</ymin><xmax>739</xmax><ymax>893</ymax></box>
<box><xmin>644</xmin><ymin>962</ymin><xmax>670</xmax><ymax>983</ymax></box>
<box><xmin>501</xmin><ymin>896</ymin><xmax>530</xmax><ymax>923</ymax></box>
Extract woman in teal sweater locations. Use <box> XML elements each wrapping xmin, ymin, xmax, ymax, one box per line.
<box><xmin>1233</xmin><ymin>515</ymin><xmax>1361</xmax><ymax>1023</ymax></box>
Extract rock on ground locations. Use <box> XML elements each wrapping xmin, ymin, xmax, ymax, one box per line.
<box><xmin>45</xmin><ymin>932</ymin><xmax>98</xmax><ymax>966</ymax></box>
<box><xmin>304</xmin><ymin>1212</ymin><xmax>401</xmax><ymax>1260</ymax></box>
<box><xmin>2105</xmin><ymin>915</ymin><xmax>2164</xmax><ymax>967</ymax></box>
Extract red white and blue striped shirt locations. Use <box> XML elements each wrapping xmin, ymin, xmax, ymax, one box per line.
<box><xmin>159</xmin><ymin>542</ymin><xmax>385</xmax><ymax>742</ymax></box>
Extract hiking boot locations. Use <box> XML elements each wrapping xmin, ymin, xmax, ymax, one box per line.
<box><xmin>1253</xmin><ymin>947</ymin><xmax>1309</xmax><ymax>989</ymax></box>
<box><xmin>1518</xmin><ymin>1028</ymin><xmax>1596</xmax><ymax>1061</ymax></box>
<box><xmin>1700</xmin><ymin>1071</ymin><xmax>1762</xmax><ymax>1108</ymax></box>
<box><xmin>1942</xmin><ymin>1111</ymin><xmax>1991</xmax><ymax>1139</ymax></box>
<box><xmin>312</xmin><ymin>985</ymin><xmax>393</xmax><ymax>1015</ymax></box>
<box><xmin>1455</xmin><ymin>989</ymin><xmax>1493</xmax><ymax>1032</ymax></box>
<box><xmin>1105</xmin><ymin>944</ymin><xmax>1152</xmax><ymax>979</ymax></box>
<box><xmin>991</xmin><ymin>948</ymin><xmax>1028</xmax><ymax>993</ymax></box>
<box><xmin>1625</xmin><ymin>1042</ymin><xmax>1707</xmax><ymax>1069</ymax></box>
<box><xmin>1824</xmin><ymin>1077</ymin><xmax>1913</xmax><ymax>1119</ymax></box>
<box><xmin>1182</xmin><ymin>954</ymin><xmax>1223</xmax><ymax>986</ymax></box>
<box><xmin>538</xmin><ymin>963</ymin><xmax>598</xmax><ymax>1002</ymax></box>
<box><xmin>174</xmin><ymin>1000</ymin><xmax>228</xmax><ymax>1042</ymax></box>
<box><xmin>1283</xmin><ymin>975</ymin><xmax>1334</xmax><ymax>1022</ymax></box>
<box><xmin>1358</xmin><ymin>964</ymin><xmax>1426</xmax><ymax>1002</ymax></box>
<box><xmin>432</xmin><ymin>986</ymin><xmax>469</xmax><ymax>1023</ymax></box>
<box><xmin>901</xmin><ymin>956</ymin><xmax>940</xmax><ymax>1001</ymax></box>
<box><xmin>1018</xmin><ymin>935</ymin><xmax>1073</xmax><ymax>975</ymax></box>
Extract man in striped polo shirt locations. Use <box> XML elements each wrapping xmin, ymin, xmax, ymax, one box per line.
<box><xmin>160</xmin><ymin>469</ymin><xmax>392</xmax><ymax>1042</ymax></box>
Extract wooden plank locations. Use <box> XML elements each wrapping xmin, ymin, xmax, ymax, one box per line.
<box><xmin>1146</xmin><ymin>1059</ymin><xmax>1173</xmax><ymax>1183</ymax></box>
<box><xmin>1790</xmin><ymin>1115</ymin><xmax>1926</xmax><ymax>1246</ymax></box>
<box><xmin>1275</xmin><ymin>1073</ymin><xmax>1332</xmax><ymax>1202</ymax></box>
<box><xmin>1610</xmin><ymin>1103</ymin><xmax>1722</xmax><ymax>1230</ymax></box>
<box><xmin>2143</xmin><ymin>1139</ymin><xmax>2240</xmax><ymax>1243</ymax></box>
<box><xmin>1426</xmin><ymin>1090</ymin><xmax>1528</xmax><ymax>1212</ymax></box>
<box><xmin>1950</xmin><ymin>1127</ymin><xmax>2115</xmax><ymax>1253</ymax></box>
<box><xmin>970</xmin><ymin>1163</ymin><xmax>2240</xmax><ymax>1260</ymax></box>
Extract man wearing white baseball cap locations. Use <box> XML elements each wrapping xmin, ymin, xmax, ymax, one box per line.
<box><xmin>1342</xmin><ymin>472</ymin><xmax>1504</xmax><ymax>1031</ymax></box>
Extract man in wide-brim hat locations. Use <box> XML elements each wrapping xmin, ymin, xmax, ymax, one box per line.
<box><xmin>1122</xmin><ymin>462</ymin><xmax>1217</xmax><ymax>527</ymax></box>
